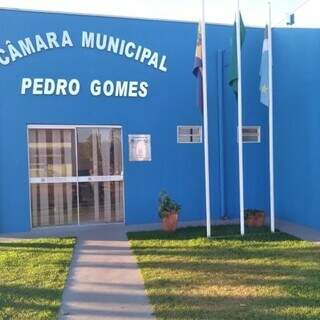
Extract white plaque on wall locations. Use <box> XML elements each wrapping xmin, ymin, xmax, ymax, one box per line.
<box><xmin>129</xmin><ymin>134</ymin><xmax>151</xmax><ymax>161</ymax></box>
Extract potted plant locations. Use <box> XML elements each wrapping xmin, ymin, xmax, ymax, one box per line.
<box><xmin>158</xmin><ymin>191</ymin><xmax>181</xmax><ymax>232</ymax></box>
<box><xmin>244</xmin><ymin>209</ymin><xmax>265</xmax><ymax>227</ymax></box>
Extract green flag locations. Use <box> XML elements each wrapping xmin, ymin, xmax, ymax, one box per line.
<box><xmin>228</xmin><ymin>13</ymin><xmax>246</xmax><ymax>96</ymax></box>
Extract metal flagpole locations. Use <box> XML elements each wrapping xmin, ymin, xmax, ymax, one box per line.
<box><xmin>268</xmin><ymin>1</ymin><xmax>275</xmax><ymax>233</ymax></box>
<box><xmin>236</xmin><ymin>0</ymin><xmax>245</xmax><ymax>236</ymax></box>
<box><xmin>201</xmin><ymin>0</ymin><xmax>212</xmax><ymax>238</ymax></box>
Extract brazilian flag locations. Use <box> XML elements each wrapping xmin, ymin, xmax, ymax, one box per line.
<box><xmin>228</xmin><ymin>13</ymin><xmax>246</xmax><ymax>97</ymax></box>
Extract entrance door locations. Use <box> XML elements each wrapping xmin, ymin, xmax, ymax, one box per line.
<box><xmin>77</xmin><ymin>128</ymin><xmax>124</xmax><ymax>224</ymax></box>
<box><xmin>28</xmin><ymin>126</ymin><xmax>124</xmax><ymax>228</ymax></box>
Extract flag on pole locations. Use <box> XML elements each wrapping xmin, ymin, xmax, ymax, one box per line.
<box><xmin>230</xmin><ymin>4</ymin><xmax>246</xmax><ymax>236</ymax></box>
<box><xmin>193</xmin><ymin>15</ymin><xmax>212</xmax><ymax>237</ymax></box>
<box><xmin>260</xmin><ymin>26</ymin><xmax>269</xmax><ymax>106</ymax></box>
<box><xmin>228</xmin><ymin>13</ymin><xmax>246</xmax><ymax>96</ymax></box>
<box><xmin>193</xmin><ymin>24</ymin><xmax>203</xmax><ymax>112</ymax></box>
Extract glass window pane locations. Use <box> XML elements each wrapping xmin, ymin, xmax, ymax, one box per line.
<box><xmin>77</xmin><ymin>128</ymin><xmax>122</xmax><ymax>177</ymax></box>
<box><xmin>243</xmin><ymin>135</ymin><xmax>259</xmax><ymax>142</ymax></box>
<box><xmin>242</xmin><ymin>127</ymin><xmax>260</xmax><ymax>143</ymax></box>
<box><xmin>179</xmin><ymin>135</ymin><xmax>191</xmax><ymax>143</ymax></box>
<box><xmin>31</xmin><ymin>183</ymin><xmax>78</xmax><ymax>227</ymax></box>
<box><xmin>243</xmin><ymin>128</ymin><xmax>258</xmax><ymax>135</ymax></box>
<box><xmin>28</xmin><ymin>129</ymin><xmax>76</xmax><ymax>177</ymax></box>
<box><xmin>77</xmin><ymin>128</ymin><xmax>94</xmax><ymax>177</ymax></box>
<box><xmin>178</xmin><ymin>126</ymin><xmax>202</xmax><ymax>144</ymax></box>
<box><xmin>78</xmin><ymin>181</ymin><xmax>123</xmax><ymax>223</ymax></box>
<box><xmin>111</xmin><ymin>129</ymin><xmax>122</xmax><ymax>175</ymax></box>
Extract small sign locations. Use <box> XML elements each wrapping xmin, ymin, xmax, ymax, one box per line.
<box><xmin>129</xmin><ymin>135</ymin><xmax>151</xmax><ymax>161</ymax></box>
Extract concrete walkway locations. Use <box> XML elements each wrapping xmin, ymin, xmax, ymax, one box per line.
<box><xmin>0</xmin><ymin>224</ymin><xmax>155</xmax><ymax>320</ymax></box>
<box><xmin>277</xmin><ymin>219</ymin><xmax>320</xmax><ymax>244</ymax></box>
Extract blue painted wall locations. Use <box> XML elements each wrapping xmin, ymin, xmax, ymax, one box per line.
<box><xmin>217</xmin><ymin>27</ymin><xmax>269</xmax><ymax>219</ymax></box>
<box><xmin>0</xmin><ymin>9</ymin><xmax>268</xmax><ymax>233</ymax></box>
<box><xmin>273</xmin><ymin>28</ymin><xmax>320</xmax><ymax>230</ymax></box>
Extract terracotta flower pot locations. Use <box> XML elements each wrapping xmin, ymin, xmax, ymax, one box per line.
<box><xmin>245</xmin><ymin>214</ymin><xmax>255</xmax><ymax>227</ymax></box>
<box><xmin>162</xmin><ymin>211</ymin><xmax>178</xmax><ymax>232</ymax></box>
<box><xmin>253</xmin><ymin>213</ymin><xmax>265</xmax><ymax>227</ymax></box>
<box><xmin>245</xmin><ymin>210</ymin><xmax>265</xmax><ymax>227</ymax></box>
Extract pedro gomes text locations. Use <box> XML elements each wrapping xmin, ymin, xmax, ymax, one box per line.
<box><xmin>0</xmin><ymin>30</ymin><xmax>168</xmax><ymax>97</ymax></box>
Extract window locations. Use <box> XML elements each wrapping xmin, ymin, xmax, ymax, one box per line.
<box><xmin>177</xmin><ymin>126</ymin><xmax>202</xmax><ymax>144</ymax></box>
<box><xmin>239</xmin><ymin>126</ymin><xmax>261</xmax><ymax>143</ymax></box>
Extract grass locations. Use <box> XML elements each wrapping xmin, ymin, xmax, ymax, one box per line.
<box><xmin>0</xmin><ymin>238</ymin><xmax>75</xmax><ymax>320</ymax></box>
<box><xmin>128</xmin><ymin>225</ymin><xmax>320</xmax><ymax>320</ymax></box>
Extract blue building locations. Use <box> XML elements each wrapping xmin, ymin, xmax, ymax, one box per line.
<box><xmin>0</xmin><ymin>8</ymin><xmax>317</xmax><ymax>234</ymax></box>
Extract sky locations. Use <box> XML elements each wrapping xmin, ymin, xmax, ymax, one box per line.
<box><xmin>0</xmin><ymin>0</ymin><xmax>318</xmax><ymax>27</ymax></box>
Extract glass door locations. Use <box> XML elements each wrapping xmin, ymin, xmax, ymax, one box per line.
<box><xmin>77</xmin><ymin>127</ymin><xmax>124</xmax><ymax>224</ymax></box>
<box><xmin>28</xmin><ymin>128</ymin><xmax>78</xmax><ymax>227</ymax></box>
<box><xmin>28</xmin><ymin>126</ymin><xmax>124</xmax><ymax>228</ymax></box>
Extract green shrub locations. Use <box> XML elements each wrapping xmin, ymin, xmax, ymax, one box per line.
<box><xmin>158</xmin><ymin>191</ymin><xmax>181</xmax><ymax>219</ymax></box>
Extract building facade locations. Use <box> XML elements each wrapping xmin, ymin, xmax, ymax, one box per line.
<box><xmin>0</xmin><ymin>9</ymin><xmax>315</xmax><ymax>234</ymax></box>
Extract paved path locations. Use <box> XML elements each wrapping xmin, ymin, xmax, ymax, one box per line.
<box><xmin>277</xmin><ymin>219</ymin><xmax>320</xmax><ymax>244</ymax></box>
<box><xmin>0</xmin><ymin>224</ymin><xmax>155</xmax><ymax>320</ymax></box>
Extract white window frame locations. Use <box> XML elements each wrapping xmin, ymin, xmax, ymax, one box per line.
<box><xmin>177</xmin><ymin>125</ymin><xmax>203</xmax><ymax>144</ymax></box>
<box><xmin>238</xmin><ymin>126</ymin><xmax>261</xmax><ymax>144</ymax></box>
